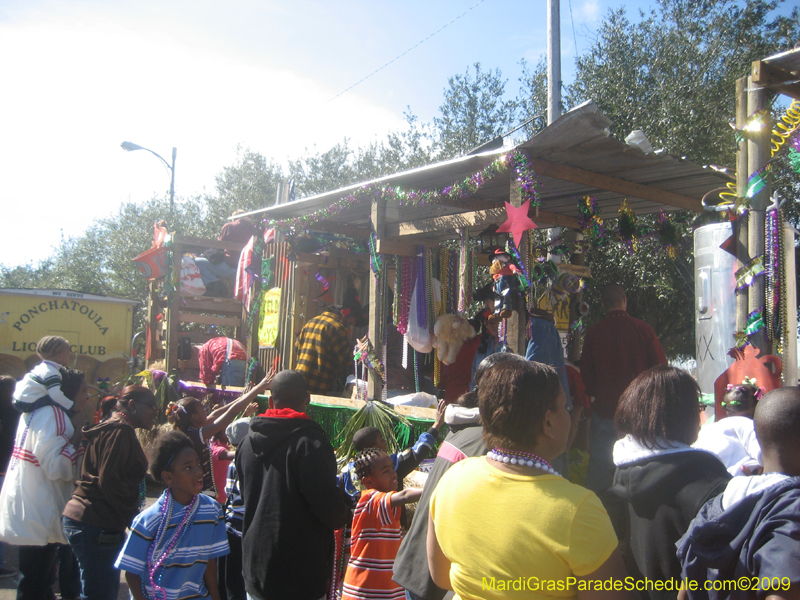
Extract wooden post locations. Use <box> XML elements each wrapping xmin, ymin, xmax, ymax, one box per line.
<box><xmin>287</xmin><ymin>263</ymin><xmax>309</xmax><ymax>370</ymax></box>
<box><xmin>735</xmin><ymin>76</ymin><xmax>750</xmax><ymax>333</ymax></box>
<box><xmin>368</xmin><ymin>198</ymin><xmax>386</xmax><ymax>400</ymax></box>
<box><xmin>566</xmin><ymin>230</ymin><xmax>585</xmax><ymax>362</ymax></box>
<box><xmin>165</xmin><ymin>240</ymin><xmax>181</xmax><ymax>374</ymax></box>
<box><xmin>747</xmin><ymin>76</ymin><xmax>771</xmax><ymax>355</ymax></box>
<box><xmin>506</xmin><ymin>180</ymin><xmax>527</xmax><ymax>355</ymax></box>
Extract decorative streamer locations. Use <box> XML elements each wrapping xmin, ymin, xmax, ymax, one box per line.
<box><xmin>617</xmin><ymin>199</ymin><xmax>637</xmax><ymax>252</ymax></box>
<box><xmin>269</xmin><ymin>150</ymin><xmax>539</xmax><ymax>233</ymax></box>
<box><xmin>746</xmin><ymin>168</ymin><xmax>769</xmax><ymax>199</ymax></box>
<box><xmin>735</xmin><ymin>255</ymin><xmax>765</xmax><ymax>291</ymax></box>
<box><xmin>367</xmin><ymin>232</ymin><xmax>382</xmax><ymax>281</ymax></box>
<box><xmin>770</xmin><ymin>99</ymin><xmax>800</xmax><ymax>157</ymax></box>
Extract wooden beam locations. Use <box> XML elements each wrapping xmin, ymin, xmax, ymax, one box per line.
<box><xmin>178</xmin><ymin>313</ymin><xmax>242</xmax><ymax>327</ymax></box>
<box><xmin>439</xmin><ymin>197</ymin><xmax>503</xmax><ymax>211</ymax></box>
<box><xmin>752</xmin><ymin>61</ymin><xmax>800</xmax><ymax>99</ymax></box>
<box><xmin>182</xmin><ymin>298</ymin><xmax>244</xmax><ymax>315</ymax></box>
<box><xmin>375</xmin><ymin>239</ymin><xmax>436</xmax><ymax>257</ymax></box>
<box><xmin>528</xmin><ymin>158</ymin><xmax>703</xmax><ymax>212</ymax></box>
<box><xmin>386</xmin><ymin>208</ymin><xmax>506</xmax><ymax>237</ymax></box>
<box><xmin>293</xmin><ymin>253</ymin><xmax>369</xmax><ymax>269</ymax></box>
<box><xmin>385</xmin><ymin>206</ymin><xmax>580</xmax><ymax>238</ymax></box>
<box><xmin>306</xmin><ymin>221</ymin><xmax>371</xmax><ymax>238</ymax></box>
<box><xmin>173</xmin><ymin>235</ymin><xmax>246</xmax><ymax>253</ymax></box>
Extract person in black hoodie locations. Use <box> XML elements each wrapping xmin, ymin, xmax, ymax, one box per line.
<box><xmin>236</xmin><ymin>370</ymin><xmax>349</xmax><ymax>600</ymax></box>
<box><xmin>677</xmin><ymin>387</ymin><xmax>800</xmax><ymax>600</ymax></box>
<box><xmin>610</xmin><ymin>365</ymin><xmax>730</xmax><ymax>600</ymax></box>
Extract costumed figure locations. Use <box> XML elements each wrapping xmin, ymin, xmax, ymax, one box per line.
<box><xmin>488</xmin><ymin>249</ymin><xmax>522</xmax><ymax>323</ymax></box>
<box><xmin>432</xmin><ymin>314</ymin><xmax>476</xmax><ymax>366</ymax></box>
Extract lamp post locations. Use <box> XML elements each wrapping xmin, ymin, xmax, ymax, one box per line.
<box><xmin>121</xmin><ymin>141</ymin><xmax>177</xmax><ymax>223</ymax></box>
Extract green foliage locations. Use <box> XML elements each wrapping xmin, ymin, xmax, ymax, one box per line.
<box><xmin>568</xmin><ymin>0</ymin><xmax>800</xmax><ymax>167</ymax></box>
<box><xmin>335</xmin><ymin>400</ymin><xmax>411</xmax><ymax>470</ymax></box>
<box><xmin>433</xmin><ymin>62</ymin><xmax>518</xmax><ymax>159</ymax></box>
<box><xmin>581</xmin><ymin>213</ymin><xmax>702</xmax><ymax>359</ymax></box>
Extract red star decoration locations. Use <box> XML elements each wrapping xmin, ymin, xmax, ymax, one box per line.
<box><xmin>496</xmin><ymin>200</ymin><xmax>538</xmax><ymax>247</ymax></box>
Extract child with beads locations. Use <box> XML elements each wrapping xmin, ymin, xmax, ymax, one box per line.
<box><xmin>115</xmin><ymin>431</ymin><xmax>229</xmax><ymax>600</ymax></box>
<box><xmin>341</xmin><ymin>448</ymin><xmax>423</xmax><ymax>600</ymax></box>
<box><xmin>13</xmin><ymin>336</ymin><xmax>75</xmax><ymax>413</ymax></box>
<box><xmin>694</xmin><ymin>379</ymin><xmax>764</xmax><ymax>476</ymax></box>
<box><xmin>678</xmin><ymin>387</ymin><xmax>800</xmax><ymax>599</ymax></box>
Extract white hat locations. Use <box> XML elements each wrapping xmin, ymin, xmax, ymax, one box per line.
<box><xmin>226</xmin><ymin>417</ymin><xmax>252</xmax><ymax>445</ymax></box>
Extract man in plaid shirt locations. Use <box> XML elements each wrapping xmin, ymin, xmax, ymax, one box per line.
<box><xmin>294</xmin><ymin>297</ymin><xmax>363</xmax><ymax>394</ymax></box>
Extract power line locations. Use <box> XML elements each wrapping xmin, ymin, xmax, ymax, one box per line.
<box><xmin>568</xmin><ymin>0</ymin><xmax>579</xmax><ymax>57</ymax></box>
<box><xmin>327</xmin><ymin>0</ymin><xmax>489</xmax><ymax>104</ymax></box>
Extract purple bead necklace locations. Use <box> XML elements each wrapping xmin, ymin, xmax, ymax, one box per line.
<box><xmin>144</xmin><ymin>489</ymin><xmax>200</xmax><ymax>600</ymax></box>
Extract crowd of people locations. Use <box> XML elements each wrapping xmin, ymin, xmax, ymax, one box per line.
<box><xmin>0</xmin><ymin>279</ymin><xmax>798</xmax><ymax>600</ymax></box>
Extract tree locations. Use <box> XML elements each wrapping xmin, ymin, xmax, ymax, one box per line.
<box><xmin>206</xmin><ymin>146</ymin><xmax>285</xmax><ymax>234</ymax></box>
<box><xmin>516</xmin><ymin>58</ymin><xmax>555</xmax><ymax>138</ymax></box>
<box><xmin>568</xmin><ymin>0</ymin><xmax>800</xmax><ymax>168</ymax></box>
<box><xmin>432</xmin><ymin>63</ymin><xmax>518</xmax><ymax>159</ymax></box>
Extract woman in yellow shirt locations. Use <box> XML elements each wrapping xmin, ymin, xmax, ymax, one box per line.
<box><xmin>427</xmin><ymin>360</ymin><xmax>631</xmax><ymax>600</ymax></box>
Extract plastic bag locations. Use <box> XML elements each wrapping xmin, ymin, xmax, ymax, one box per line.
<box><xmin>180</xmin><ymin>255</ymin><xmax>206</xmax><ymax>296</ymax></box>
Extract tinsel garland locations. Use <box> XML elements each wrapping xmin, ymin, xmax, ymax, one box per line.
<box><xmin>268</xmin><ymin>150</ymin><xmax>539</xmax><ymax>234</ymax></box>
<box><xmin>368</xmin><ymin>232</ymin><xmax>382</xmax><ymax>281</ymax></box>
<box><xmin>578</xmin><ymin>196</ymin><xmax>605</xmax><ymax>240</ymax></box>
<box><xmin>656</xmin><ymin>211</ymin><xmax>681</xmax><ymax>260</ymax></box>
<box><xmin>617</xmin><ymin>199</ymin><xmax>637</xmax><ymax>252</ymax></box>
<box><xmin>733</xmin><ymin>308</ymin><xmax>766</xmax><ymax>349</ymax></box>
<box><xmin>746</xmin><ymin>168</ymin><xmax>770</xmax><ymax>199</ymax></box>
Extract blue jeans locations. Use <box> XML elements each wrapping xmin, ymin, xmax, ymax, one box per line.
<box><xmin>195</xmin><ymin>257</ymin><xmax>237</xmax><ymax>285</ymax></box>
<box><xmin>62</xmin><ymin>517</ymin><xmax>126</xmax><ymax>600</ymax></box>
<box><xmin>221</xmin><ymin>359</ymin><xmax>247</xmax><ymax>387</ymax></box>
<box><xmin>585</xmin><ymin>413</ymin><xmax>618</xmax><ymax>494</ymax></box>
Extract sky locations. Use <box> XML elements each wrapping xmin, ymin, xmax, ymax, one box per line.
<box><xmin>0</xmin><ymin>0</ymin><xmax>684</xmax><ymax>268</ymax></box>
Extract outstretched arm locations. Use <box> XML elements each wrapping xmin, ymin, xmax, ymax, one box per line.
<box><xmin>389</xmin><ymin>486</ymin><xmax>423</xmax><ymax>508</ymax></box>
<box><xmin>201</xmin><ymin>370</ymin><xmax>274</xmax><ymax>440</ymax></box>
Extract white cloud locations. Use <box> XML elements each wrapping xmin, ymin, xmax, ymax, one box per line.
<box><xmin>578</xmin><ymin>0</ymin><xmax>602</xmax><ymax>24</ymax></box>
<box><xmin>0</xmin><ymin>14</ymin><xmax>404</xmax><ymax>267</ymax></box>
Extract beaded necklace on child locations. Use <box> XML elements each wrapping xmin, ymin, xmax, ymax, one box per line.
<box><xmin>144</xmin><ymin>489</ymin><xmax>200</xmax><ymax>600</ymax></box>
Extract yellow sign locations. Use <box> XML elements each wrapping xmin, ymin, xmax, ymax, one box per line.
<box><xmin>259</xmin><ymin>288</ymin><xmax>282</xmax><ymax>348</ymax></box>
<box><xmin>0</xmin><ymin>289</ymin><xmax>137</xmax><ymax>382</ymax></box>
<box><xmin>538</xmin><ymin>294</ymin><xmax>571</xmax><ymax>332</ymax></box>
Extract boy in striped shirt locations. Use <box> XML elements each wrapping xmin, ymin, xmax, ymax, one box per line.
<box><xmin>342</xmin><ymin>448</ymin><xmax>422</xmax><ymax>600</ymax></box>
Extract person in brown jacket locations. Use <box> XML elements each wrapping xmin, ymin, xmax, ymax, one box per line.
<box><xmin>62</xmin><ymin>385</ymin><xmax>158</xmax><ymax>600</ymax></box>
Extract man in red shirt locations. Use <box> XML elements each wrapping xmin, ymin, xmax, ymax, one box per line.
<box><xmin>580</xmin><ymin>284</ymin><xmax>667</xmax><ymax>494</ymax></box>
<box><xmin>199</xmin><ymin>337</ymin><xmax>249</xmax><ymax>387</ymax></box>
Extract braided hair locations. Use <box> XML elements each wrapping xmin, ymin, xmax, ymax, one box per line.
<box><xmin>166</xmin><ymin>397</ymin><xmax>200</xmax><ymax>432</ymax></box>
<box><xmin>353</xmin><ymin>447</ymin><xmax>386</xmax><ymax>481</ymax></box>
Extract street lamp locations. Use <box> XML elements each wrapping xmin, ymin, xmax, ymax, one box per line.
<box><xmin>121</xmin><ymin>141</ymin><xmax>177</xmax><ymax>223</ymax></box>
